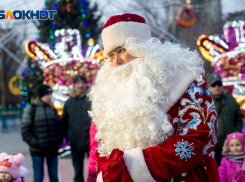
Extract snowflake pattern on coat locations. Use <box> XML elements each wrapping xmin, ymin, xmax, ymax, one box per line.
<box><xmin>174</xmin><ymin>139</ymin><xmax>195</xmax><ymax>161</ymax></box>
<box><xmin>175</xmin><ymin>78</ymin><xmax>217</xmax><ymax>156</ymax></box>
<box><xmin>95</xmin><ymin>77</ymin><xmax>219</xmax><ymax>182</ymax></box>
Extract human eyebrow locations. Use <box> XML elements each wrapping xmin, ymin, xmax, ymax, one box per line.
<box><xmin>119</xmin><ymin>48</ymin><xmax>126</xmax><ymax>52</ymax></box>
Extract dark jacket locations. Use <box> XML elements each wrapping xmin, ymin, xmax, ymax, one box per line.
<box><xmin>214</xmin><ymin>93</ymin><xmax>243</xmax><ymax>148</ymax></box>
<box><xmin>63</xmin><ymin>88</ymin><xmax>91</xmax><ymax>152</ymax></box>
<box><xmin>21</xmin><ymin>98</ymin><xmax>63</xmax><ymax>156</ymax></box>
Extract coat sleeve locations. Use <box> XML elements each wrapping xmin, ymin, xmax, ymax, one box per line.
<box><xmin>123</xmin><ymin>79</ymin><xmax>218</xmax><ymax>181</ymax></box>
<box><xmin>21</xmin><ymin>105</ymin><xmax>39</xmax><ymax>148</ymax></box>
<box><xmin>218</xmin><ymin>157</ymin><xmax>228</xmax><ymax>182</ymax></box>
<box><xmin>234</xmin><ymin>98</ymin><xmax>243</xmax><ymax>132</ymax></box>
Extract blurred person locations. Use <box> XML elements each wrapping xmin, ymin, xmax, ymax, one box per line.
<box><xmin>218</xmin><ymin>132</ymin><xmax>245</xmax><ymax>182</ymax></box>
<box><xmin>0</xmin><ymin>153</ymin><xmax>25</xmax><ymax>182</ymax></box>
<box><xmin>229</xmin><ymin>148</ymin><xmax>245</xmax><ymax>182</ymax></box>
<box><xmin>86</xmin><ymin>119</ymin><xmax>97</xmax><ymax>182</ymax></box>
<box><xmin>63</xmin><ymin>75</ymin><xmax>91</xmax><ymax>182</ymax></box>
<box><xmin>207</xmin><ymin>73</ymin><xmax>243</xmax><ymax>166</ymax></box>
<box><xmin>86</xmin><ymin>59</ymin><xmax>105</xmax><ymax>182</ymax></box>
<box><xmin>89</xmin><ymin>13</ymin><xmax>219</xmax><ymax>182</ymax></box>
<box><xmin>21</xmin><ymin>84</ymin><xmax>63</xmax><ymax>182</ymax></box>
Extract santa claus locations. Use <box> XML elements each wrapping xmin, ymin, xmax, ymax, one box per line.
<box><xmin>88</xmin><ymin>13</ymin><xmax>219</xmax><ymax>182</ymax></box>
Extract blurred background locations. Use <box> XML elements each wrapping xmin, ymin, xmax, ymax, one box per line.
<box><xmin>0</xmin><ymin>0</ymin><xmax>245</xmax><ymax>181</ymax></box>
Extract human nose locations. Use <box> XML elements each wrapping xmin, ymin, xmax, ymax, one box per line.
<box><xmin>113</xmin><ymin>54</ymin><xmax>123</xmax><ymax>67</ymax></box>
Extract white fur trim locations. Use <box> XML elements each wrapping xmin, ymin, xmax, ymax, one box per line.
<box><xmin>123</xmin><ymin>147</ymin><xmax>156</xmax><ymax>182</ymax></box>
<box><xmin>102</xmin><ymin>22</ymin><xmax>151</xmax><ymax>57</ymax></box>
<box><xmin>161</xmin><ymin>67</ymin><xmax>196</xmax><ymax>114</ymax></box>
<box><xmin>96</xmin><ymin>172</ymin><xmax>103</xmax><ymax>182</ymax></box>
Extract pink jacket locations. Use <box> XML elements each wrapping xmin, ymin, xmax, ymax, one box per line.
<box><xmin>218</xmin><ymin>156</ymin><xmax>242</xmax><ymax>182</ymax></box>
<box><xmin>87</xmin><ymin>119</ymin><xmax>97</xmax><ymax>182</ymax></box>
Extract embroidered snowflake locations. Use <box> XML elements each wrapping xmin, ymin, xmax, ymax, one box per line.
<box><xmin>174</xmin><ymin>140</ymin><xmax>195</xmax><ymax>160</ymax></box>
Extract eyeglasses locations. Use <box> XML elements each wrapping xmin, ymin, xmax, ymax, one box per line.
<box><xmin>210</xmin><ymin>81</ymin><xmax>222</xmax><ymax>87</ymax></box>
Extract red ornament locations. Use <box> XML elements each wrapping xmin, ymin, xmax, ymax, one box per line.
<box><xmin>177</xmin><ymin>7</ymin><xmax>197</xmax><ymax>28</ymax></box>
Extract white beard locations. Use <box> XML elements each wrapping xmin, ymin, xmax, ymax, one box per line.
<box><xmin>88</xmin><ymin>38</ymin><xmax>204</xmax><ymax>156</ymax></box>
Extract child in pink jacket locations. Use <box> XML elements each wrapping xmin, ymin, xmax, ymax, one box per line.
<box><xmin>218</xmin><ymin>132</ymin><xmax>245</xmax><ymax>182</ymax></box>
<box><xmin>86</xmin><ymin>119</ymin><xmax>97</xmax><ymax>182</ymax></box>
<box><xmin>229</xmin><ymin>146</ymin><xmax>245</xmax><ymax>182</ymax></box>
<box><xmin>0</xmin><ymin>153</ymin><xmax>26</xmax><ymax>182</ymax></box>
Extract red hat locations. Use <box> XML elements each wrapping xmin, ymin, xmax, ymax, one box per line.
<box><xmin>102</xmin><ymin>13</ymin><xmax>151</xmax><ymax>58</ymax></box>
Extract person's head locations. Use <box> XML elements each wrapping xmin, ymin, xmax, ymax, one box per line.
<box><xmin>101</xmin><ymin>13</ymin><xmax>151</xmax><ymax>67</ymax></box>
<box><xmin>89</xmin><ymin>14</ymin><xmax>205</xmax><ymax>156</ymax></box>
<box><xmin>73</xmin><ymin>75</ymin><xmax>87</xmax><ymax>95</ymax></box>
<box><xmin>207</xmin><ymin>73</ymin><xmax>223</xmax><ymax>98</ymax></box>
<box><xmin>0</xmin><ymin>153</ymin><xmax>25</xmax><ymax>181</ymax></box>
<box><xmin>0</xmin><ymin>172</ymin><xmax>13</xmax><ymax>182</ymax></box>
<box><xmin>38</xmin><ymin>84</ymin><xmax>53</xmax><ymax>104</ymax></box>
<box><xmin>227</xmin><ymin>132</ymin><xmax>245</xmax><ymax>154</ymax></box>
<box><xmin>108</xmin><ymin>47</ymin><xmax>135</xmax><ymax>67</ymax></box>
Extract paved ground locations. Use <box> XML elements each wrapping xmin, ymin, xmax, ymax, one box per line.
<box><xmin>0</xmin><ymin>119</ymin><xmax>88</xmax><ymax>182</ymax></box>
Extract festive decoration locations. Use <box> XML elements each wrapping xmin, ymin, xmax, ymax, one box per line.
<box><xmin>176</xmin><ymin>7</ymin><xmax>197</xmax><ymax>28</ymax></box>
<box><xmin>8</xmin><ymin>75</ymin><xmax>23</xmax><ymax>96</ymax></box>
<box><xmin>38</xmin><ymin>0</ymin><xmax>102</xmax><ymax>47</ymax></box>
<box><xmin>43</xmin><ymin>60</ymin><xmax>99</xmax><ymax>87</ymax></box>
<box><xmin>24</xmin><ymin>29</ymin><xmax>102</xmax><ymax>113</ymax></box>
<box><xmin>25</xmin><ymin>29</ymin><xmax>101</xmax><ymax>87</ymax></box>
<box><xmin>20</xmin><ymin>57</ymin><xmax>44</xmax><ymax>108</ymax></box>
<box><xmin>197</xmin><ymin>20</ymin><xmax>245</xmax><ymax>115</ymax></box>
<box><xmin>22</xmin><ymin>0</ymin><xmax>102</xmax><ymax>111</ymax></box>
<box><xmin>89</xmin><ymin>50</ymin><xmax>104</xmax><ymax>61</ymax></box>
<box><xmin>197</xmin><ymin>20</ymin><xmax>245</xmax><ymax>80</ymax></box>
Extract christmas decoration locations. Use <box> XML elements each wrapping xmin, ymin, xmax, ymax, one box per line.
<box><xmin>25</xmin><ymin>29</ymin><xmax>101</xmax><ymax>87</ymax></box>
<box><xmin>21</xmin><ymin>0</ymin><xmax>102</xmax><ymax>111</ymax></box>
<box><xmin>197</xmin><ymin>20</ymin><xmax>245</xmax><ymax>113</ymax></box>
<box><xmin>176</xmin><ymin>7</ymin><xmax>197</xmax><ymax>28</ymax></box>
<box><xmin>197</xmin><ymin>20</ymin><xmax>245</xmax><ymax>80</ymax></box>
<box><xmin>38</xmin><ymin>0</ymin><xmax>102</xmax><ymax>49</ymax></box>
<box><xmin>20</xmin><ymin>57</ymin><xmax>45</xmax><ymax>108</ymax></box>
<box><xmin>24</xmin><ymin>28</ymin><xmax>102</xmax><ymax>112</ymax></box>
<box><xmin>8</xmin><ymin>75</ymin><xmax>23</xmax><ymax>96</ymax></box>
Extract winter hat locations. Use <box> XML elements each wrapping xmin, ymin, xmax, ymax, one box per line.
<box><xmin>227</xmin><ymin>132</ymin><xmax>245</xmax><ymax>150</ymax></box>
<box><xmin>19</xmin><ymin>166</ymin><xmax>28</xmax><ymax>178</ymax></box>
<box><xmin>102</xmin><ymin>13</ymin><xmax>151</xmax><ymax>58</ymax></box>
<box><xmin>0</xmin><ymin>153</ymin><xmax>25</xmax><ymax>179</ymax></box>
<box><xmin>38</xmin><ymin>84</ymin><xmax>53</xmax><ymax>98</ymax></box>
<box><xmin>206</xmin><ymin>73</ymin><xmax>222</xmax><ymax>86</ymax></box>
<box><xmin>73</xmin><ymin>75</ymin><xmax>87</xmax><ymax>84</ymax></box>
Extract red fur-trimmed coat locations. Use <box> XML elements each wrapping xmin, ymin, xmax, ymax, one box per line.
<box><xmin>96</xmin><ymin>78</ymin><xmax>219</xmax><ymax>182</ymax></box>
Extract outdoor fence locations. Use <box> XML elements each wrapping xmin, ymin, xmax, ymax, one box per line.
<box><xmin>0</xmin><ymin>107</ymin><xmax>23</xmax><ymax>132</ymax></box>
